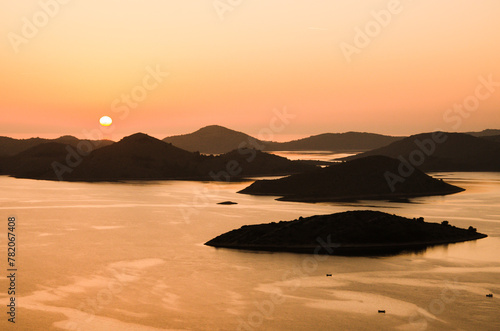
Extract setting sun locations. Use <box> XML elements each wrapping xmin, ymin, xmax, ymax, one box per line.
<box><xmin>99</xmin><ymin>116</ymin><xmax>113</xmax><ymax>127</ymax></box>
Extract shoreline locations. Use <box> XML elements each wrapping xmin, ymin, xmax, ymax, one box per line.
<box><xmin>275</xmin><ymin>188</ymin><xmax>466</xmax><ymax>202</ymax></box>
<box><xmin>205</xmin><ymin>233</ymin><xmax>488</xmax><ymax>256</ymax></box>
<box><xmin>238</xmin><ymin>188</ymin><xmax>466</xmax><ymax>203</ymax></box>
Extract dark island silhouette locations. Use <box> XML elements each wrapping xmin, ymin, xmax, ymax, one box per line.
<box><xmin>264</xmin><ymin>132</ymin><xmax>403</xmax><ymax>152</ymax></box>
<box><xmin>2</xmin><ymin>129</ymin><xmax>500</xmax><ymax>182</ymax></box>
<box><xmin>0</xmin><ymin>133</ymin><xmax>314</xmax><ymax>181</ymax></box>
<box><xmin>238</xmin><ymin>155</ymin><xmax>464</xmax><ymax>202</ymax></box>
<box><xmin>466</xmin><ymin>129</ymin><xmax>500</xmax><ymax>137</ymax></box>
<box><xmin>162</xmin><ymin>125</ymin><xmax>403</xmax><ymax>154</ymax></box>
<box><xmin>0</xmin><ymin>135</ymin><xmax>113</xmax><ymax>157</ymax></box>
<box><xmin>1</xmin><ymin>142</ymin><xmax>76</xmax><ymax>179</ymax></box>
<box><xmin>205</xmin><ymin>210</ymin><xmax>487</xmax><ymax>256</ymax></box>
<box><xmin>343</xmin><ymin>132</ymin><xmax>500</xmax><ymax>172</ymax></box>
<box><xmin>3</xmin><ymin>128</ymin><xmax>499</xmax><ymax>158</ymax></box>
<box><xmin>163</xmin><ymin>125</ymin><xmax>267</xmax><ymax>154</ymax></box>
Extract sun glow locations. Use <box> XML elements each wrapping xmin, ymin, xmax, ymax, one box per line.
<box><xmin>99</xmin><ymin>116</ymin><xmax>113</xmax><ymax>127</ymax></box>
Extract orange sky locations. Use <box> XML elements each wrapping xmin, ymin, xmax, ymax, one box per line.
<box><xmin>1</xmin><ymin>0</ymin><xmax>499</xmax><ymax>140</ymax></box>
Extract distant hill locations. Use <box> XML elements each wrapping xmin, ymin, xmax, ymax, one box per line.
<box><xmin>66</xmin><ymin>133</ymin><xmax>200</xmax><ymax>181</ymax></box>
<box><xmin>1</xmin><ymin>142</ymin><xmax>73</xmax><ymax>179</ymax></box>
<box><xmin>239</xmin><ymin>155</ymin><xmax>463</xmax><ymax>202</ymax></box>
<box><xmin>196</xmin><ymin>149</ymin><xmax>314</xmax><ymax>179</ymax></box>
<box><xmin>343</xmin><ymin>132</ymin><xmax>500</xmax><ymax>172</ymax></box>
<box><xmin>0</xmin><ymin>136</ymin><xmax>113</xmax><ymax>157</ymax></box>
<box><xmin>163</xmin><ymin>125</ymin><xmax>266</xmax><ymax>154</ymax></box>
<box><xmin>2</xmin><ymin>133</ymin><xmax>315</xmax><ymax>181</ymax></box>
<box><xmin>0</xmin><ymin>137</ymin><xmax>50</xmax><ymax>157</ymax></box>
<box><xmin>265</xmin><ymin>132</ymin><xmax>403</xmax><ymax>151</ymax></box>
<box><xmin>466</xmin><ymin>129</ymin><xmax>500</xmax><ymax>137</ymax></box>
<box><xmin>163</xmin><ymin>125</ymin><xmax>404</xmax><ymax>154</ymax></box>
<box><xmin>205</xmin><ymin>210</ymin><xmax>487</xmax><ymax>255</ymax></box>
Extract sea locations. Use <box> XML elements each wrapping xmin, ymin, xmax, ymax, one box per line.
<box><xmin>0</xmin><ymin>152</ymin><xmax>499</xmax><ymax>330</ymax></box>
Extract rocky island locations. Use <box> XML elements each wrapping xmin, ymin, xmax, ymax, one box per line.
<box><xmin>238</xmin><ymin>155</ymin><xmax>464</xmax><ymax>202</ymax></box>
<box><xmin>205</xmin><ymin>210</ymin><xmax>487</xmax><ymax>256</ymax></box>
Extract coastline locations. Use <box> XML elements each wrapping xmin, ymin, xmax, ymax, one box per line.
<box><xmin>274</xmin><ymin>187</ymin><xmax>466</xmax><ymax>202</ymax></box>
<box><xmin>205</xmin><ymin>233</ymin><xmax>488</xmax><ymax>256</ymax></box>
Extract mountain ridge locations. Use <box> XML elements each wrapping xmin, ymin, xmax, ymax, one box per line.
<box><xmin>343</xmin><ymin>132</ymin><xmax>500</xmax><ymax>172</ymax></box>
<box><xmin>0</xmin><ymin>133</ymin><xmax>315</xmax><ymax>181</ymax></box>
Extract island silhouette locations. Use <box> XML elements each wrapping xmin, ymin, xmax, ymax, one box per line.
<box><xmin>162</xmin><ymin>125</ymin><xmax>404</xmax><ymax>154</ymax></box>
<box><xmin>205</xmin><ymin>210</ymin><xmax>487</xmax><ymax>256</ymax></box>
<box><xmin>239</xmin><ymin>155</ymin><xmax>464</xmax><ymax>202</ymax></box>
<box><xmin>1</xmin><ymin>128</ymin><xmax>500</xmax><ymax>184</ymax></box>
<box><xmin>0</xmin><ymin>133</ymin><xmax>313</xmax><ymax>181</ymax></box>
<box><xmin>343</xmin><ymin>132</ymin><xmax>500</xmax><ymax>171</ymax></box>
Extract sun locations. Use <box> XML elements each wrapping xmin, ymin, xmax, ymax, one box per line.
<box><xmin>99</xmin><ymin>116</ymin><xmax>113</xmax><ymax>127</ymax></box>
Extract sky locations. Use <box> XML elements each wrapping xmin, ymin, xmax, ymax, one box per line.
<box><xmin>1</xmin><ymin>0</ymin><xmax>499</xmax><ymax>141</ymax></box>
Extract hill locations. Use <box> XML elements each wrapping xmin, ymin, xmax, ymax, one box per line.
<box><xmin>163</xmin><ymin>126</ymin><xmax>404</xmax><ymax>154</ymax></box>
<box><xmin>265</xmin><ymin>132</ymin><xmax>403</xmax><ymax>151</ymax></box>
<box><xmin>1</xmin><ymin>142</ymin><xmax>74</xmax><ymax>179</ymax></box>
<box><xmin>2</xmin><ymin>133</ymin><xmax>315</xmax><ymax>181</ymax></box>
<box><xmin>205</xmin><ymin>210</ymin><xmax>487</xmax><ymax>255</ymax></box>
<box><xmin>65</xmin><ymin>133</ymin><xmax>200</xmax><ymax>181</ymax></box>
<box><xmin>239</xmin><ymin>155</ymin><xmax>464</xmax><ymax>202</ymax></box>
<box><xmin>196</xmin><ymin>148</ymin><xmax>314</xmax><ymax>179</ymax></box>
<box><xmin>466</xmin><ymin>129</ymin><xmax>500</xmax><ymax>137</ymax></box>
<box><xmin>0</xmin><ymin>137</ymin><xmax>48</xmax><ymax>157</ymax></box>
<box><xmin>163</xmin><ymin>125</ymin><xmax>266</xmax><ymax>154</ymax></box>
<box><xmin>0</xmin><ymin>136</ymin><xmax>113</xmax><ymax>157</ymax></box>
<box><xmin>343</xmin><ymin>132</ymin><xmax>500</xmax><ymax>171</ymax></box>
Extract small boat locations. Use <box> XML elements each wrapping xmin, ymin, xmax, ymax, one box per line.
<box><xmin>486</xmin><ymin>294</ymin><xmax>493</xmax><ymax>298</ymax></box>
<box><xmin>378</xmin><ymin>310</ymin><xmax>386</xmax><ymax>313</ymax></box>
<box><xmin>326</xmin><ymin>274</ymin><xmax>332</xmax><ymax>277</ymax></box>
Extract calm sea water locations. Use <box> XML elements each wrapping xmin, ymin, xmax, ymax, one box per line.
<box><xmin>0</xmin><ymin>168</ymin><xmax>499</xmax><ymax>330</ymax></box>
<box><xmin>269</xmin><ymin>151</ymin><xmax>357</xmax><ymax>161</ymax></box>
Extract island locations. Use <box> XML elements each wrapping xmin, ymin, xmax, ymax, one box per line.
<box><xmin>342</xmin><ymin>132</ymin><xmax>500</xmax><ymax>172</ymax></box>
<box><xmin>205</xmin><ymin>210</ymin><xmax>487</xmax><ymax>256</ymax></box>
<box><xmin>0</xmin><ymin>133</ymin><xmax>314</xmax><ymax>182</ymax></box>
<box><xmin>238</xmin><ymin>155</ymin><xmax>464</xmax><ymax>202</ymax></box>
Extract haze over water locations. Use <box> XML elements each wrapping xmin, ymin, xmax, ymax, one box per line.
<box><xmin>1</xmin><ymin>164</ymin><xmax>499</xmax><ymax>330</ymax></box>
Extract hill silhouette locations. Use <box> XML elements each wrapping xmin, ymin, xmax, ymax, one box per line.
<box><xmin>196</xmin><ymin>148</ymin><xmax>314</xmax><ymax>179</ymax></box>
<box><xmin>66</xmin><ymin>133</ymin><xmax>201</xmax><ymax>180</ymax></box>
<box><xmin>163</xmin><ymin>125</ymin><xmax>266</xmax><ymax>154</ymax></box>
<box><xmin>265</xmin><ymin>132</ymin><xmax>403</xmax><ymax>151</ymax></box>
<box><xmin>343</xmin><ymin>132</ymin><xmax>500</xmax><ymax>171</ymax></box>
<box><xmin>0</xmin><ymin>136</ymin><xmax>113</xmax><ymax>157</ymax></box>
<box><xmin>205</xmin><ymin>210</ymin><xmax>487</xmax><ymax>255</ymax></box>
<box><xmin>163</xmin><ymin>125</ymin><xmax>403</xmax><ymax>154</ymax></box>
<box><xmin>1</xmin><ymin>142</ymin><xmax>74</xmax><ymax>179</ymax></box>
<box><xmin>466</xmin><ymin>129</ymin><xmax>500</xmax><ymax>137</ymax></box>
<box><xmin>239</xmin><ymin>155</ymin><xmax>464</xmax><ymax>202</ymax></box>
<box><xmin>2</xmin><ymin>133</ymin><xmax>315</xmax><ymax>181</ymax></box>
